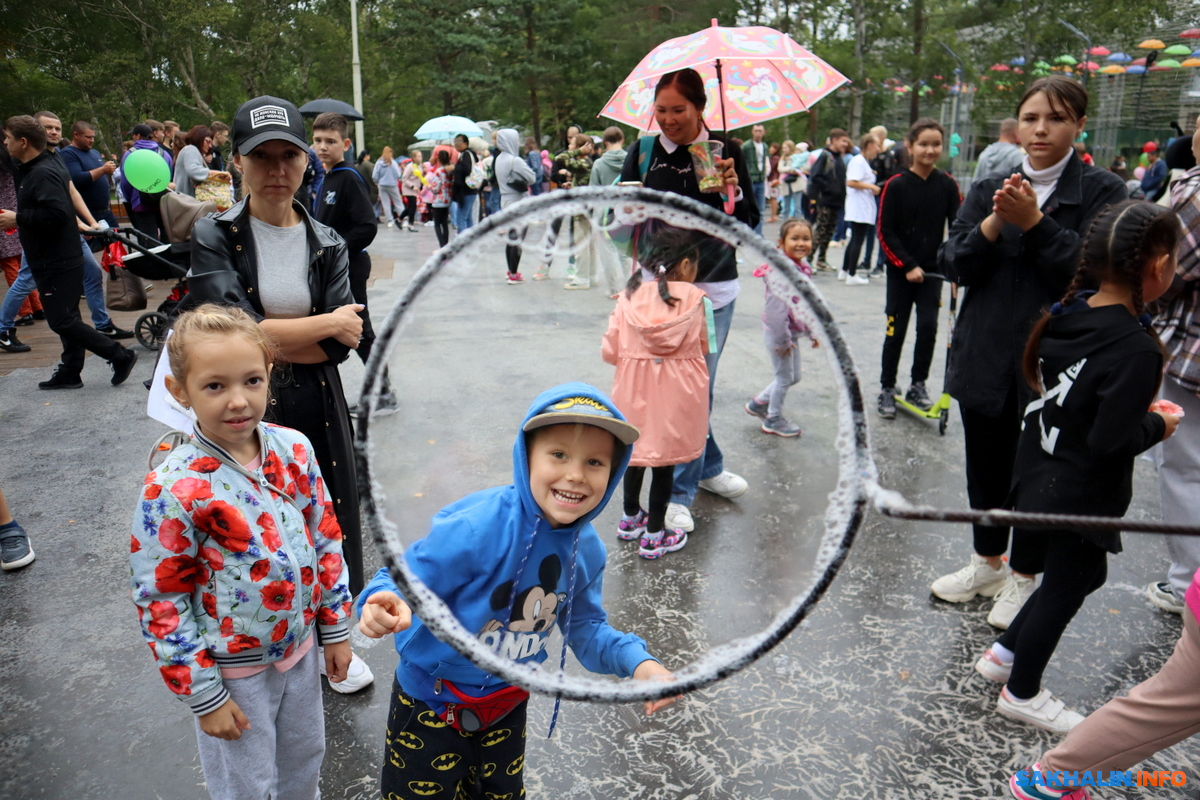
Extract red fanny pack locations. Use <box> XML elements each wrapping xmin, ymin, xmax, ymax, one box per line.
<box><xmin>436</xmin><ymin>679</ymin><xmax>530</xmax><ymax>732</ymax></box>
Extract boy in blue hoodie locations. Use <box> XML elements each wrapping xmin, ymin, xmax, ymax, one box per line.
<box><xmin>358</xmin><ymin>382</ymin><xmax>675</xmax><ymax>799</ymax></box>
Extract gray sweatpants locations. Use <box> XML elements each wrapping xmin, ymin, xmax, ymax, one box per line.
<box><xmin>754</xmin><ymin>331</ymin><xmax>803</xmax><ymax>418</ymax></box>
<box><xmin>1156</xmin><ymin>380</ymin><xmax>1200</xmax><ymax>599</ymax></box>
<box><xmin>195</xmin><ymin>644</ymin><xmax>325</xmax><ymax>800</ymax></box>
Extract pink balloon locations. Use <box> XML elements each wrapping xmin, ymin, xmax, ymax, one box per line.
<box><xmin>1134</xmin><ymin>165</ymin><xmax>1146</xmax><ymax>180</ymax></box>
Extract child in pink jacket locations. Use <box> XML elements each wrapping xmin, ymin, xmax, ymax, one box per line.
<box><xmin>602</xmin><ymin>224</ymin><xmax>716</xmax><ymax>559</ymax></box>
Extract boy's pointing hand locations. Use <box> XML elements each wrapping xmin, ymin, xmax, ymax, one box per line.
<box><xmin>359</xmin><ymin>591</ymin><xmax>413</xmax><ymax>638</ymax></box>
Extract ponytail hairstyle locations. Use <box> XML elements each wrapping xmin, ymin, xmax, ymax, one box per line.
<box><xmin>1023</xmin><ymin>200</ymin><xmax>1180</xmax><ymax>394</ymax></box>
<box><xmin>626</xmin><ymin>220</ymin><xmax>707</xmax><ymax>307</ymax></box>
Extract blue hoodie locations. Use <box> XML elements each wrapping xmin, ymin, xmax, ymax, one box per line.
<box><xmin>359</xmin><ymin>382</ymin><xmax>654</xmax><ymax>714</ymax></box>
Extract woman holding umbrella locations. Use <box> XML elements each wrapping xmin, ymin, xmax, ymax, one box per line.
<box><xmin>619</xmin><ymin>67</ymin><xmax>758</xmax><ymax>534</ymax></box>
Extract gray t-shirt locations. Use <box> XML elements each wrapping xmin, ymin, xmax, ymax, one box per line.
<box><xmin>250</xmin><ymin>217</ymin><xmax>311</xmax><ymax>319</ymax></box>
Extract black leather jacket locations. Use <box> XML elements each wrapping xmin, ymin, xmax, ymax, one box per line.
<box><xmin>188</xmin><ymin>198</ymin><xmax>354</xmax><ymax>364</ymax></box>
<box><xmin>943</xmin><ymin>153</ymin><xmax>1128</xmax><ymax>417</ymax></box>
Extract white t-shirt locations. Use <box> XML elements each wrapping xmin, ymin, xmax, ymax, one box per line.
<box><xmin>844</xmin><ymin>154</ymin><xmax>878</xmax><ymax>225</ymax></box>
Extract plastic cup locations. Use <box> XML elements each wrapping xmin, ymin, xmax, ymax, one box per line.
<box><xmin>689</xmin><ymin>141</ymin><xmax>725</xmax><ymax>193</ymax></box>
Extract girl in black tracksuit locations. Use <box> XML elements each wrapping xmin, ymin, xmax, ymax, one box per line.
<box><xmin>973</xmin><ymin>201</ymin><xmax>1182</xmax><ymax>733</ymax></box>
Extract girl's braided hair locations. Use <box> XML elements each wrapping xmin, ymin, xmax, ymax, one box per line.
<box><xmin>626</xmin><ymin>220</ymin><xmax>707</xmax><ymax>307</ymax></box>
<box><xmin>1022</xmin><ymin>200</ymin><xmax>1180</xmax><ymax>394</ymax></box>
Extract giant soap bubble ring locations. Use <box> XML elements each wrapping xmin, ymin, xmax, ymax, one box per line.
<box><xmin>354</xmin><ymin>186</ymin><xmax>876</xmax><ymax>704</ymax></box>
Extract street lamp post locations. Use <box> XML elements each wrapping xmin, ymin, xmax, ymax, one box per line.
<box><xmin>1058</xmin><ymin>18</ymin><xmax>1092</xmax><ymax>89</ymax></box>
<box><xmin>350</xmin><ymin>0</ymin><xmax>365</xmax><ymax>154</ymax></box>
<box><xmin>938</xmin><ymin>41</ymin><xmax>966</xmax><ymax>178</ymax></box>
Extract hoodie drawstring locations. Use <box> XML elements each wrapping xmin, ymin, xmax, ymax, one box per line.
<box><xmin>546</xmin><ymin>528</ymin><xmax>581</xmax><ymax>739</ymax></box>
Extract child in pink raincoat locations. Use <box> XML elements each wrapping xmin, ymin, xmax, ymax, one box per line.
<box><xmin>602</xmin><ymin>224</ymin><xmax>715</xmax><ymax>559</ymax></box>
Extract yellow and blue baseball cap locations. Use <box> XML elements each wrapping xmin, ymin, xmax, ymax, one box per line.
<box><xmin>522</xmin><ymin>395</ymin><xmax>640</xmax><ymax>445</ymax></box>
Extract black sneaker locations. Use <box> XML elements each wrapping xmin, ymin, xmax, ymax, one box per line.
<box><xmin>878</xmin><ymin>388</ymin><xmax>897</xmax><ymax>419</ymax></box>
<box><xmin>0</xmin><ymin>521</ymin><xmax>35</xmax><ymax>570</ymax></box>
<box><xmin>110</xmin><ymin>347</ymin><xmax>139</xmax><ymax>386</ymax></box>
<box><xmin>39</xmin><ymin>366</ymin><xmax>83</xmax><ymax>390</ymax></box>
<box><xmin>0</xmin><ymin>329</ymin><xmax>31</xmax><ymax>353</ymax></box>
<box><xmin>14</xmin><ymin>314</ymin><xmax>34</xmax><ymax>326</ymax></box>
<box><xmin>97</xmin><ymin>325</ymin><xmax>134</xmax><ymax>340</ymax></box>
<box><xmin>905</xmin><ymin>382</ymin><xmax>934</xmax><ymax>411</ymax></box>
<box><xmin>32</xmin><ymin>309</ymin><xmax>45</xmax><ymax>320</ymax></box>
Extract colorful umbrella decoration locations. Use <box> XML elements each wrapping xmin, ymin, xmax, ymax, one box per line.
<box><xmin>1131</xmin><ymin>57</ymin><xmax>1148</xmax><ymax>66</ymax></box>
<box><xmin>602</xmin><ymin>19</ymin><xmax>849</xmax><ymax>133</ymax></box>
<box><xmin>989</xmin><ymin>63</ymin><xmax>1011</xmax><ymax>71</ymax></box>
<box><xmin>1138</xmin><ymin>39</ymin><xmax>1166</xmax><ymax>49</ymax></box>
<box><xmin>1088</xmin><ymin>46</ymin><xmax>1111</xmax><ymax>56</ymax></box>
<box><xmin>1182</xmin><ymin>58</ymin><xmax>1200</xmax><ymax>68</ymax></box>
<box><xmin>1107</xmin><ymin>52</ymin><xmax>1132</xmax><ymax>62</ymax></box>
<box><xmin>1182</xmin><ymin>29</ymin><xmax>1200</xmax><ymax>39</ymax></box>
<box><xmin>1126</xmin><ymin>65</ymin><xmax>1148</xmax><ymax>74</ymax></box>
<box><xmin>1099</xmin><ymin>65</ymin><xmax>1126</xmax><ymax>74</ymax></box>
<box><xmin>1084</xmin><ymin>61</ymin><xmax>1100</xmax><ymax>71</ymax></box>
<box><xmin>1157</xmin><ymin>59</ymin><xmax>1182</xmax><ymax>68</ymax></box>
<box><xmin>1010</xmin><ymin>56</ymin><xmax>1026</xmax><ymax>66</ymax></box>
<box><xmin>1054</xmin><ymin>54</ymin><xmax>1078</xmax><ymax>65</ymax></box>
<box><xmin>1164</xmin><ymin>44</ymin><xmax>1193</xmax><ymax>56</ymax></box>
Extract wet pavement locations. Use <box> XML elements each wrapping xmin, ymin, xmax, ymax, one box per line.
<box><xmin>0</xmin><ymin>211</ymin><xmax>1195</xmax><ymax>800</ymax></box>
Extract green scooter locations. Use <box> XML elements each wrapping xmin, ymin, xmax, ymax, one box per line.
<box><xmin>891</xmin><ymin>278</ymin><xmax>957</xmax><ymax>436</ymax></box>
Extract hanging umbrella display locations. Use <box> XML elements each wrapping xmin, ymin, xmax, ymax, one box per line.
<box><xmin>412</xmin><ymin>115</ymin><xmax>483</xmax><ymax>140</ymax></box>
<box><xmin>1054</xmin><ymin>54</ymin><xmax>1078</xmax><ymax>65</ymax></box>
<box><xmin>1182</xmin><ymin>58</ymin><xmax>1200</xmax><ymax>67</ymax></box>
<box><xmin>1083</xmin><ymin>61</ymin><xmax>1100</xmax><ymax>71</ymax></box>
<box><xmin>989</xmin><ymin>63</ymin><xmax>1011</xmax><ymax>71</ymax></box>
<box><xmin>1126</xmin><ymin>65</ymin><xmax>1148</xmax><ymax>74</ymax></box>
<box><xmin>1164</xmin><ymin>44</ymin><xmax>1193</xmax><ymax>56</ymax></box>
<box><xmin>1099</xmin><ymin>65</ymin><xmax>1126</xmax><ymax>74</ymax></box>
<box><xmin>1138</xmin><ymin>39</ymin><xmax>1166</xmax><ymax>49</ymax></box>
<box><xmin>1156</xmin><ymin>59</ymin><xmax>1182</xmax><ymax>68</ymax></box>
<box><xmin>1131</xmin><ymin>57</ymin><xmax>1148</xmax><ymax>66</ymax></box>
<box><xmin>1010</xmin><ymin>56</ymin><xmax>1026</xmax><ymax>66</ymax></box>
<box><xmin>1182</xmin><ymin>29</ymin><xmax>1200</xmax><ymax>39</ymax></box>
<box><xmin>1107</xmin><ymin>52</ymin><xmax>1132</xmax><ymax>62</ymax></box>
<box><xmin>1088</xmin><ymin>46</ymin><xmax>1111</xmax><ymax>56</ymax></box>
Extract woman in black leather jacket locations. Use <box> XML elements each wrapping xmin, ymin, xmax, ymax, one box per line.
<box><xmin>188</xmin><ymin>96</ymin><xmax>368</xmax><ymax>602</ymax></box>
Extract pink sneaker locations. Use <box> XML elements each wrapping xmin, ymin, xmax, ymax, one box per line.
<box><xmin>638</xmin><ymin>528</ymin><xmax>687</xmax><ymax>559</ymax></box>
<box><xmin>1009</xmin><ymin>762</ymin><xmax>1092</xmax><ymax>799</ymax></box>
<box><xmin>617</xmin><ymin>510</ymin><xmax>649</xmax><ymax>541</ymax></box>
<box><xmin>506</xmin><ymin>272</ymin><xmax>525</xmax><ymax>284</ymax></box>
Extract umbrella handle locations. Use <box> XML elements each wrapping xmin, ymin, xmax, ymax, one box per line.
<box><xmin>724</xmin><ymin>186</ymin><xmax>736</xmax><ymax>215</ymax></box>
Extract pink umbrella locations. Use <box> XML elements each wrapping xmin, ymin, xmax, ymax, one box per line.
<box><xmin>601</xmin><ymin>19</ymin><xmax>848</xmax><ymax>133</ymax></box>
<box><xmin>1088</xmin><ymin>46</ymin><xmax>1111</xmax><ymax>56</ymax></box>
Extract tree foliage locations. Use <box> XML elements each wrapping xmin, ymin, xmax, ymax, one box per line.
<box><xmin>0</xmin><ymin>0</ymin><xmax>1178</xmax><ymax>155</ymax></box>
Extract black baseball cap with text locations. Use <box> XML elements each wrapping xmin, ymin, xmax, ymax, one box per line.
<box><xmin>231</xmin><ymin>96</ymin><xmax>309</xmax><ymax>156</ymax></box>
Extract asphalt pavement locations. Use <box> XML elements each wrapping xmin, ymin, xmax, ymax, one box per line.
<box><xmin>0</xmin><ymin>211</ymin><xmax>1194</xmax><ymax>799</ymax></box>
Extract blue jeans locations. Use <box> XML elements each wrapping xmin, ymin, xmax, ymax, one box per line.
<box><xmin>672</xmin><ymin>299</ymin><xmax>735</xmax><ymax>506</ymax></box>
<box><xmin>0</xmin><ymin>241</ymin><xmax>108</xmax><ymax>330</ymax></box>
<box><xmin>780</xmin><ymin>191</ymin><xmax>796</xmax><ymax>219</ymax></box>
<box><xmin>751</xmin><ymin>182</ymin><xmax>766</xmax><ymax>234</ymax></box>
<box><xmin>453</xmin><ymin>194</ymin><xmax>476</xmax><ymax>233</ymax></box>
<box><xmin>833</xmin><ymin>208</ymin><xmax>847</xmax><ymax>242</ymax></box>
<box><xmin>486</xmin><ymin>188</ymin><xmax>501</xmax><ymax>216</ymax></box>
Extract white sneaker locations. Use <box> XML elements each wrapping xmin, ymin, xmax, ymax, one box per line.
<box><xmin>988</xmin><ymin>573</ymin><xmax>1037</xmax><ymax>630</ymax></box>
<box><xmin>846</xmin><ymin>274</ymin><xmax>870</xmax><ymax>285</ymax></box>
<box><xmin>698</xmin><ymin>470</ymin><xmax>748</xmax><ymax>499</ymax></box>
<box><xmin>837</xmin><ymin>269</ymin><xmax>848</xmax><ymax>281</ymax></box>
<box><xmin>1146</xmin><ymin>580</ymin><xmax>1186</xmax><ymax>614</ymax></box>
<box><xmin>664</xmin><ymin>502</ymin><xmax>694</xmax><ymax>532</ymax></box>
<box><xmin>319</xmin><ymin>648</ymin><xmax>375</xmax><ymax>694</ymax></box>
<box><xmin>386</xmin><ymin>221</ymin><xmax>394</xmax><ymax>228</ymax></box>
<box><xmin>997</xmin><ymin>687</ymin><xmax>1084</xmax><ymax>734</ymax></box>
<box><xmin>974</xmin><ymin>647</ymin><xmax>1012</xmax><ymax>682</ymax></box>
<box><xmin>930</xmin><ymin>554</ymin><xmax>1008</xmax><ymax>603</ymax></box>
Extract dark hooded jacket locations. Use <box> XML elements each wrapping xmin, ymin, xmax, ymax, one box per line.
<box><xmin>1011</xmin><ymin>301</ymin><xmax>1165</xmax><ymax>552</ymax></box>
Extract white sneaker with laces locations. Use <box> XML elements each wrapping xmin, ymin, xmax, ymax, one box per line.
<box><xmin>846</xmin><ymin>274</ymin><xmax>870</xmax><ymax>285</ymax></box>
<box><xmin>1146</xmin><ymin>580</ymin><xmax>1185</xmax><ymax>614</ymax></box>
<box><xmin>319</xmin><ymin>649</ymin><xmax>375</xmax><ymax>694</ymax></box>
<box><xmin>930</xmin><ymin>554</ymin><xmax>1008</xmax><ymax>603</ymax></box>
<box><xmin>664</xmin><ymin>502</ymin><xmax>694</xmax><ymax>532</ymax></box>
<box><xmin>837</xmin><ymin>269</ymin><xmax>848</xmax><ymax>281</ymax></box>
<box><xmin>997</xmin><ymin>687</ymin><xmax>1084</xmax><ymax>733</ymax></box>
<box><xmin>698</xmin><ymin>470</ymin><xmax>748</xmax><ymax>499</ymax></box>
<box><xmin>988</xmin><ymin>573</ymin><xmax>1037</xmax><ymax>630</ymax></box>
<box><xmin>974</xmin><ymin>647</ymin><xmax>1012</xmax><ymax>682</ymax></box>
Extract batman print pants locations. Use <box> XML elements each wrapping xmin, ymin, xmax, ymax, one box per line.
<box><xmin>382</xmin><ymin>677</ymin><xmax>528</xmax><ymax>800</ymax></box>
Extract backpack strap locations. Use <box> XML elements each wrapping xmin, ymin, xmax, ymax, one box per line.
<box><xmin>330</xmin><ymin>165</ymin><xmax>366</xmax><ymax>185</ymax></box>
<box><xmin>636</xmin><ymin>135</ymin><xmax>658</xmax><ymax>183</ymax></box>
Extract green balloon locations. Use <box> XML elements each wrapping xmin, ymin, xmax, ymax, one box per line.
<box><xmin>124</xmin><ymin>149</ymin><xmax>171</xmax><ymax>194</ymax></box>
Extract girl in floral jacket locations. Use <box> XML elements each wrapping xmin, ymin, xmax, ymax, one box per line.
<box><xmin>130</xmin><ymin>304</ymin><xmax>352</xmax><ymax>800</ymax></box>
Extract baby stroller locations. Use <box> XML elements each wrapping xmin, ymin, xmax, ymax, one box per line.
<box><xmin>109</xmin><ymin>192</ymin><xmax>217</xmax><ymax>350</ymax></box>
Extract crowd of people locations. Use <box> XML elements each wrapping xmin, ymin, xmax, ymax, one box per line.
<box><xmin>2</xmin><ymin>63</ymin><xmax>1200</xmax><ymax>800</ymax></box>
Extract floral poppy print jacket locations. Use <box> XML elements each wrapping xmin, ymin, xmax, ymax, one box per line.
<box><xmin>131</xmin><ymin>423</ymin><xmax>352</xmax><ymax>716</ymax></box>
